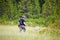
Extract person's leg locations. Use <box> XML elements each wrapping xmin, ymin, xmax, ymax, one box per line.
<box><xmin>19</xmin><ymin>25</ymin><xmax>23</xmax><ymax>32</ymax></box>
<box><xmin>23</xmin><ymin>26</ymin><xmax>26</xmax><ymax>32</ymax></box>
<box><xmin>21</xmin><ymin>25</ymin><xmax>26</xmax><ymax>32</ymax></box>
<box><xmin>24</xmin><ymin>27</ymin><xmax>26</xmax><ymax>32</ymax></box>
<box><xmin>20</xmin><ymin>27</ymin><xmax>22</xmax><ymax>32</ymax></box>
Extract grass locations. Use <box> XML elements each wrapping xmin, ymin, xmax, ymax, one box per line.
<box><xmin>0</xmin><ymin>25</ymin><xmax>60</xmax><ymax>40</ymax></box>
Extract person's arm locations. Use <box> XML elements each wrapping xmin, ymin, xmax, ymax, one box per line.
<box><xmin>23</xmin><ymin>20</ymin><xmax>26</xmax><ymax>26</ymax></box>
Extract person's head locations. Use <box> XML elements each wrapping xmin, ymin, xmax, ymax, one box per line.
<box><xmin>20</xmin><ymin>16</ymin><xmax>24</xmax><ymax>19</ymax></box>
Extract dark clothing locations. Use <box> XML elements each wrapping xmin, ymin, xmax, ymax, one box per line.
<box><xmin>19</xmin><ymin>19</ymin><xmax>25</xmax><ymax>26</ymax></box>
<box><xmin>18</xmin><ymin>18</ymin><xmax>26</xmax><ymax>32</ymax></box>
<box><xmin>19</xmin><ymin>25</ymin><xmax>26</xmax><ymax>32</ymax></box>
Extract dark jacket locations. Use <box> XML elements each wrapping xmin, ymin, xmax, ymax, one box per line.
<box><xmin>19</xmin><ymin>19</ymin><xmax>25</xmax><ymax>26</ymax></box>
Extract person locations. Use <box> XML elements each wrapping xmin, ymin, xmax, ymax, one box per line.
<box><xmin>18</xmin><ymin>16</ymin><xmax>26</xmax><ymax>32</ymax></box>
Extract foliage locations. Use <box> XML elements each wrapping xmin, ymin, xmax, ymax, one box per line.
<box><xmin>0</xmin><ymin>0</ymin><xmax>60</xmax><ymax>28</ymax></box>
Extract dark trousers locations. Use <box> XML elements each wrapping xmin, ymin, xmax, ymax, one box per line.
<box><xmin>19</xmin><ymin>25</ymin><xmax>26</xmax><ymax>32</ymax></box>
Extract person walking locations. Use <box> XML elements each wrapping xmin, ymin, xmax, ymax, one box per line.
<box><xmin>18</xmin><ymin>16</ymin><xmax>26</xmax><ymax>32</ymax></box>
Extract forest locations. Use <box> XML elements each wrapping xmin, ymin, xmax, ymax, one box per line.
<box><xmin>0</xmin><ymin>0</ymin><xmax>60</xmax><ymax>27</ymax></box>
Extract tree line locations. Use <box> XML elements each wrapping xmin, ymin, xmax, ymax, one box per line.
<box><xmin>0</xmin><ymin>0</ymin><xmax>60</xmax><ymax>27</ymax></box>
